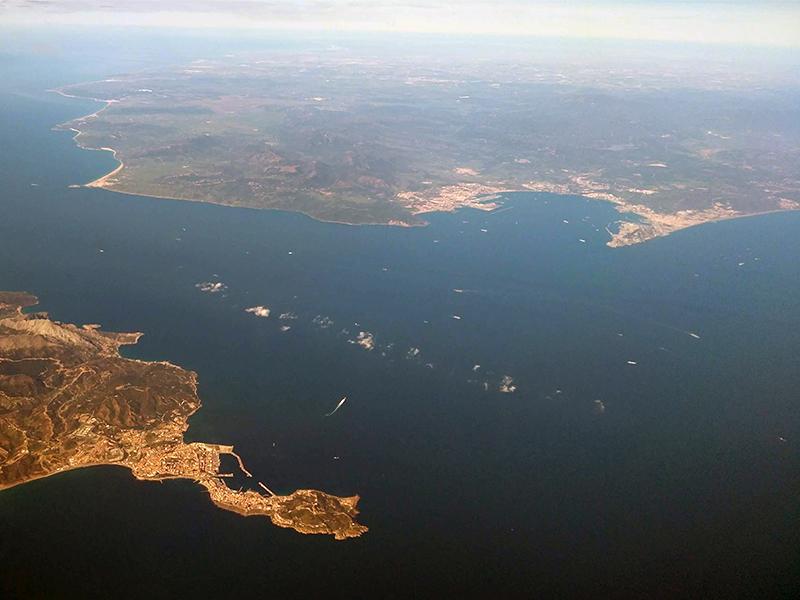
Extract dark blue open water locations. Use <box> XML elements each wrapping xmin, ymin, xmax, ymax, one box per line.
<box><xmin>1</xmin><ymin>36</ymin><xmax>799</xmax><ymax>598</ymax></box>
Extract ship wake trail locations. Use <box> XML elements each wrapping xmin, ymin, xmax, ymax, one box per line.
<box><xmin>325</xmin><ymin>396</ymin><xmax>348</xmax><ymax>417</ymax></box>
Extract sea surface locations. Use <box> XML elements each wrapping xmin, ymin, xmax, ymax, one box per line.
<box><xmin>1</xmin><ymin>36</ymin><xmax>799</xmax><ymax>598</ymax></box>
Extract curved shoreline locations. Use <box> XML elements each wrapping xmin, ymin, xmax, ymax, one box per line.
<box><xmin>52</xmin><ymin>88</ymin><xmax>799</xmax><ymax>247</ymax></box>
<box><xmin>51</xmin><ymin>88</ymin><xmax>125</xmax><ymax>188</ymax></box>
<box><xmin>0</xmin><ymin>291</ymin><xmax>368</xmax><ymax>539</ymax></box>
<box><xmin>85</xmin><ymin>147</ymin><xmax>124</xmax><ymax>188</ymax></box>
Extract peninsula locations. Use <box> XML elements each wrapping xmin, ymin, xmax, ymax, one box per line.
<box><xmin>0</xmin><ymin>291</ymin><xmax>367</xmax><ymax>540</ymax></box>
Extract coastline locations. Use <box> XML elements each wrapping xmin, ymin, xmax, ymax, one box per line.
<box><xmin>84</xmin><ymin>147</ymin><xmax>123</xmax><ymax>188</ymax></box>
<box><xmin>0</xmin><ymin>291</ymin><xmax>367</xmax><ymax>539</ymax></box>
<box><xmin>52</xmin><ymin>88</ymin><xmax>799</xmax><ymax>248</ymax></box>
<box><xmin>607</xmin><ymin>205</ymin><xmax>800</xmax><ymax>247</ymax></box>
<box><xmin>51</xmin><ymin>87</ymin><xmax>124</xmax><ymax>188</ymax></box>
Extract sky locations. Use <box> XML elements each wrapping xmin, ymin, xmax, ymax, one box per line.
<box><xmin>1</xmin><ymin>1</ymin><xmax>798</xmax><ymax>47</ymax></box>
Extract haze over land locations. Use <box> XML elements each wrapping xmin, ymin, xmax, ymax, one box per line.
<box><xmin>2</xmin><ymin>2</ymin><xmax>800</xmax><ymax>594</ymax></box>
<box><xmin>57</xmin><ymin>47</ymin><xmax>800</xmax><ymax>245</ymax></box>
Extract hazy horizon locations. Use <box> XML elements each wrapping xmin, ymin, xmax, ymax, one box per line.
<box><xmin>1</xmin><ymin>0</ymin><xmax>798</xmax><ymax>47</ymax></box>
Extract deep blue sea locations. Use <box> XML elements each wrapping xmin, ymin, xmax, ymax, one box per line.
<box><xmin>1</xmin><ymin>33</ymin><xmax>799</xmax><ymax>598</ymax></box>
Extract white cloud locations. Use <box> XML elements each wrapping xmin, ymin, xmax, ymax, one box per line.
<box><xmin>195</xmin><ymin>281</ymin><xmax>227</xmax><ymax>293</ymax></box>
<box><xmin>245</xmin><ymin>305</ymin><xmax>270</xmax><ymax>317</ymax></box>
<box><xmin>312</xmin><ymin>315</ymin><xmax>334</xmax><ymax>329</ymax></box>
<box><xmin>350</xmin><ymin>331</ymin><xmax>375</xmax><ymax>351</ymax></box>
<box><xmin>498</xmin><ymin>375</ymin><xmax>516</xmax><ymax>393</ymax></box>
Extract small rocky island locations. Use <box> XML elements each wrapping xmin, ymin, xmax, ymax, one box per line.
<box><xmin>0</xmin><ymin>291</ymin><xmax>366</xmax><ymax>540</ymax></box>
